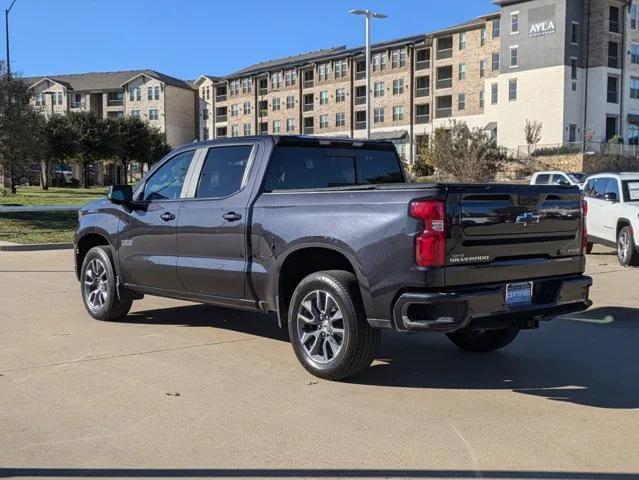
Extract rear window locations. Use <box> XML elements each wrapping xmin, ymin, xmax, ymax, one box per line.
<box><xmin>623</xmin><ymin>180</ymin><xmax>639</xmax><ymax>201</ymax></box>
<box><xmin>264</xmin><ymin>146</ymin><xmax>404</xmax><ymax>191</ymax></box>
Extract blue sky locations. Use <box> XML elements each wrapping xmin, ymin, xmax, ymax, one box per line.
<box><xmin>5</xmin><ymin>0</ymin><xmax>496</xmax><ymax>79</ymax></box>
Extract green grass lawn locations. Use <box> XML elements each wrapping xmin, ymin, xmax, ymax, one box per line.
<box><xmin>0</xmin><ymin>211</ymin><xmax>78</xmax><ymax>244</ymax></box>
<box><xmin>0</xmin><ymin>186</ymin><xmax>107</xmax><ymax>206</ymax></box>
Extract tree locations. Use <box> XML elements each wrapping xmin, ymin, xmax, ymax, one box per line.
<box><xmin>412</xmin><ymin>135</ymin><xmax>435</xmax><ymax>178</ymax></box>
<box><xmin>43</xmin><ymin>114</ymin><xmax>78</xmax><ymax>189</ymax></box>
<box><xmin>68</xmin><ymin>111</ymin><xmax>113</xmax><ymax>188</ymax></box>
<box><xmin>524</xmin><ymin>120</ymin><xmax>543</xmax><ymax>156</ymax></box>
<box><xmin>109</xmin><ymin>116</ymin><xmax>152</xmax><ymax>184</ymax></box>
<box><xmin>145</xmin><ymin>128</ymin><xmax>172</xmax><ymax>169</ymax></box>
<box><xmin>422</xmin><ymin>121</ymin><xmax>506</xmax><ymax>183</ymax></box>
<box><xmin>0</xmin><ymin>61</ymin><xmax>40</xmax><ymax>193</ymax></box>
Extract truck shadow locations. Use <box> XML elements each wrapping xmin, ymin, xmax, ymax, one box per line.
<box><xmin>124</xmin><ymin>305</ymin><xmax>639</xmax><ymax>410</ymax></box>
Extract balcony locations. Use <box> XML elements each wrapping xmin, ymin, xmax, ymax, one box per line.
<box><xmin>355</xmin><ymin>71</ymin><xmax>366</xmax><ymax>80</ymax></box>
<box><xmin>436</xmin><ymin>48</ymin><xmax>453</xmax><ymax>60</ymax></box>
<box><xmin>416</xmin><ymin>59</ymin><xmax>431</xmax><ymax>70</ymax></box>
<box><xmin>609</xmin><ymin>56</ymin><xmax>619</xmax><ymax>69</ymax></box>
<box><xmin>259</xmin><ymin>109</ymin><xmax>268</xmax><ymax>117</ymax></box>
<box><xmin>303</xmin><ymin>103</ymin><xmax>314</xmax><ymax>112</ymax></box>
<box><xmin>70</xmin><ymin>102</ymin><xmax>84</xmax><ymax>109</ymax></box>
<box><xmin>303</xmin><ymin>79</ymin><xmax>314</xmax><ymax>88</ymax></box>
<box><xmin>216</xmin><ymin>94</ymin><xmax>227</xmax><ymax>102</ymax></box>
<box><xmin>303</xmin><ymin>127</ymin><xmax>314</xmax><ymax>135</ymax></box>
<box><xmin>355</xmin><ymin>121</ymin><xmax>366</xmax><ymax>130</ymax></box>
<box><xmin>107</xmin><ymin>99</ymin><xmax>123</xmax><ymax>107</ymax></box>
<box><xmin>355</xmin><ymin>96</ymin><xmax>366</xmax><ymax>105</ymax></box>
<box><xmin>216</xmin><ymin>115</ymin><xmax>228</xmax><ymax>122</ymax></box>
<box><xmin>607</xmin><ymin>90</ymin><xmax>619</xmax><ymax>104</ymax></box>
<box><xmin>435</xmin><ymin>108</ymin><xmax>452</xmax><ymax>118</ymax></box>
<box><xmin>415</xmin><ymin>114</ymin><xmax>430</xmax><ymax>124</ymax></box>
<box><xmin>415</xmin><ymin>87</ymin><xmax>430</xmax><ymax>98</ymax></box>
<box><xmin>610</xmin><ymin>20</ymin><xmax>620</xmax><ymax>34</ymax></box>
<box><xmin>436</xmin><ymin>78</ymin><xmax>452</xmax><ymax>89</ymax></box>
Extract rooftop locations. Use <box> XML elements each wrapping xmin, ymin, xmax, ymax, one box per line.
<box><xmin>27</xmin><ymin>69</ymin><xmax>193</xmax><ymax>91</ymax></box>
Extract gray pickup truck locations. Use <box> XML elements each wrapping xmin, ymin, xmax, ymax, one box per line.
<box><xmin>75</xmin><ymin>136</ymin><xmax>592</xmax><ymax>380</ymax></box>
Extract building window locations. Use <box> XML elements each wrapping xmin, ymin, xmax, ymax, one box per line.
<box><xmin>286</xmin><ymin>118</ymin><xmax>295</xmax><ymax>133</ymax></box>
<box><xmin>480</xmin><ymin>27</ymin><xmax>487</xmax><ymax>47</ymax></box>
<box><xmin>510</xmin><ymin>46</ymin><xmax>518</xmax><ymax>67</ymax></box>
<box><xmin>571</xmin><ymin>21</ymin><xmax>580</xmax><ymax>44</ymax></box>
<box><xmin>391</xmin><ymin>48</ymin><xmax>407</xmax><ymax>68</ymax></box>
<box><xmin>56</xmin><ymin>92</ymin><xmax>63</xmax><ymax>105</ymax></box>
<box><xmin>243</xmin><ymin>102</ymin><xmax>251</xmax><ymax>115</ymax></box>
<box><xmin>203</xmin><ymin>108</ymin><xmax>209</xmax><ymax>120</ymax></box>
<box><xmin>320</xmin><ymin>90</ymin><xmax>329</xmax><ymax>105</ymax></box>
<box><xmin>131</xmin><ymin>109</ymin><xmax>140</xmax><ymax>118</ymax></box>
<box><xmin>372</xmin><ymin>52</ymin><xmax>386</xmax><ymax>72</ymax></box>
<box><xmin>458</xmin><ymin>93</ymin><xmax>466</xmax><ymax>111</ymax></box>
<box><xmin>231</xmin><ymin>104</ymin><xmax>239</xmax><ymax>117</ymax></box>
<box><xmin>147</xmin><ymin>86</ymin><xmax>160</xmax><ymax>101</ymax></box>
<box><xmin>336</xmin><ymin>112</ymin><xmax>345</xmax><ymax>127</ymax></box>
<box><xmin>242</xmin><ymin>78</ymin><xmax>252</xmax><ymax>93</ymax></box>
<box><xmin>374</xmin><ymin>81</ymin><xmax>384</xmax><ymax>98</ymax></box>
<box><xmin>107</xmin><ymin>91</ymin><xmax>124</xmax><ymax>106</ymax></box>
<box><xmin>71</xmin><ymin>93</ymin><xmax>83</xmax><ymax>108</ymax></box>
<box><xmin>609</xmin><ymin>6</ymin><xmax>620</xmax><ymax>33</ymax></box>
<box><xmin>374</xmin><ymin>107</ymin><xmax>384</xmax><ymax>123</ymax></box>
<box><xmin>569</xmin><ymin>124</ymin><xmax>577</xmax><ymax>143</ymax></box>
<box><xmin>480</xmin><ymin>59</ymin><xmax>486</xmax><ymax>78</ymax></box>
<box><xmin>271</xmin><ymin>72</ymin><xmax>282</xmax><ymax>89</ymax></box>
<box><xmin>607</xmin><ymin>76</ymin><xmax>619</xmax><ymax>103</ymax></box>
<box><xmin>318</xmin><ymin>62</ymin><xmax>331</xmax><ymax>81</ymax></box>
<box><xmin>491</xmin><ymin>83</ymin><xmax>498</xmax><ymax>104</ymax></box>
<box><xmin>493</xmin><ymin>18</ymin><xmax>501</xmax><ymax>38</ymax></box>
<box><xmin>508</xmin><ymin>79</ymin><xmax>518</xmax><ymax>101</ymax></box>
<box><xmin>320</xmin><ymin>114</ymin><xmax>329</xmax><ymax>129</ymax></box>
<box><xmin>630</xmin><ymin>124</ymin><xmax>639</xmax><ymax>144</ymax></box>
<box><xmin>416</xmin><ymin>49</ymin><xmax>431</xmax><ymax>70</ymax></box>
<box><xmin>202</xmin><ymin>127</ymin><xmax>209</xmax><ymax>140</ymax></box>
<box><xmin>511</xmin><ymin>12</ymin><xmax>519</xmax><ymax>34</ymax></box>
<box><xmin>392</xmin><ymin>105</ymin><xmax>404</xmax><ymax>121</ymax></box>
<box><xmin>632</xmin><ymin>2</ymin><xmax>638</xmax><ymax>30</ymax></box>
<box><xmin>148</xmin><ymin>108</ymin><xmax>159</xmax><ymax>120</ymax></box>
<box><xmin>336</xmin><ymin>88</ymin><xmax>346</xmax><ymax>103</ymax></box>
<box><xmin>392</xmin><ymin>78</ymin><xmax>404</xmax><ymax>95</ymax></box>
<box><xmin>609</xmin><ymin>41</ymin><xmax>620</xmax><ymax>68</ymax></box>
<box><xmin>231</xmin><ymin>125</ymin><xmax>239</xmax><ymax>137</ymax></box>
<box><xmin>415</xmin><ymin>104</ymin><xmax>430</xmax><ymax>124</ymax></box>
<box><xmin>229</xmin><ymin>80</ymin><xmax>240</xmax><ymax>96</ymax></box>
<box><xmin>272</xmin><ymin>97</ymin><xmax>281</xmax><ymax>111</ymax></box>
<box><xmin>272</xmin><ymin>120</ymin><xmax>281</xmax><ymax>134</ymax></box>
<box><xmin>479</xmin><ymin>90</ymin><xmax>485</xmax><ymax>109</ymax></box>
<box><xmin>631</xmin><ymin>77</ymin><xmax>639</xmax><ymax>99</ymax></box>
<box><xmin>416</xmin><ymin>76</ymin><xmax>430</xmax><ymax>97</ymax></box>
<box><xmin>458</xmin><ymin>63</ymin><xmax>467</xmax><ymax>80</ymax></box>
<box><xmin>286</xmin><ymin>95</ymin><xmax>295</xmax><ymax>109</ymax></box>
<box><xmin>492</xmin><ymin>52</ymin><xmax>500</xmax><ymax>71</ymax></box>
<box><xmin>459</xmin><ymin>32</ymin><xmax>467</xmax><ymax>50</ymax></box>
<box><xmin>334</xmin><ymin>60</ymin><xmax>348</xmax><ymax>79</ymax></box>
<box><xmin>243</xmin><ymin>123</ymin><xmax>251</xmax><ymax>136</ymax></box>
<box><xmin>571</xmin><ymin>57</ymin><xmax>578</xmax><ymax>80</ymax></box>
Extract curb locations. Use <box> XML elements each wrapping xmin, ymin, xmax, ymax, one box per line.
<box><xmin>0</xmin><ymin>242</ymin><xmax>74</xmax><ymax>252</ymax></box>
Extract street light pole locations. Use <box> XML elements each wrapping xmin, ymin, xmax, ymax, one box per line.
<box><xmin>5</xmin><ymin>0</ymin><xmax>17</xmax><ymax>81</ymax></box>
<box><xmin>349</xmin><ymin>9</ymin><xmax>386</xmax><ymax>140</ymax></box>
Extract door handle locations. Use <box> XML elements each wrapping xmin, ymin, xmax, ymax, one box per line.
<box><xmin>223</xmin><ymin>212</ymin><xmax>242</xmax><ymax>222</ymax></box>
<box><xmin>160</xmin><ymin>212</ymin><xmax>176</xmax><ymax>222</ymax></box>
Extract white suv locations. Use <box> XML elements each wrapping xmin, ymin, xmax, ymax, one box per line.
<box><xmin>584</xmin><ymin>172</ymin><xmax>639</xmax><ymax>266</ymax></box>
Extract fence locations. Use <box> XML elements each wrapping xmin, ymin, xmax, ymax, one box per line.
<box><xmin>516</xmin><ymin>142</ymin><xmax>639</xmax><ymax>159</ymax></box>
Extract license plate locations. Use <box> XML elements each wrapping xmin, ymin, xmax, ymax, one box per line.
<box><xmin>506</xmin><ymin>282</ymin><xmax>533</xmax><ymax>308</ymax></box>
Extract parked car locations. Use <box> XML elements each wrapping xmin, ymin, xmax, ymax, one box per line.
<box><xmin>74</xmin><ymin>136</ymin><xmax>592</xmax><ymax>380</ymax></box>
<box><xmin>530</xmin><ymin>171</ymin><xmax>587</xmax><ymax>187</ymax></box>
<box><xmin>53</xmin><ymin>164</ymin><xmax>74</xmax><ymax>185</ymax></box>
<box><xmin>583</xmin><ymin>172</ymin><xmax>639</xmax><ymax>266</ymax></box>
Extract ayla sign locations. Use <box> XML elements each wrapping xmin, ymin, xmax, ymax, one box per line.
<box><xmin>529</xmin><ymin>20</ymin><xmax>556</xmax><ymax>37</ymax></box>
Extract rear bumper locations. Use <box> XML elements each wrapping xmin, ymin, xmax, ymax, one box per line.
<box><xmin>392</xmin><ymin>275</ymin><xmax>592</xmax><ymax>333</ymax></box>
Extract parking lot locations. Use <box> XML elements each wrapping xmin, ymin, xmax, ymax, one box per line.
<box><xmin>1</xmin><ymin>247</ymin><xmax>638</xmax><ymax>479</ymax></box>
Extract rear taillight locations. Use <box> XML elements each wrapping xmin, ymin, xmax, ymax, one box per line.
<box><xmin>410</xmin><ymin>199</ymin><xmax>446</xmax><ymax>267</ymax></box>
<box><xmin>581</xmin><ymin>199</ymin><xmax>588</xmax><ymax>254</ymax></box>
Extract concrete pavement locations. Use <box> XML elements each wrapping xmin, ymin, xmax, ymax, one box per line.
<box><xmin>0</xmin><ymin>246</ymin><xmax>638</xmax><ymax>479</ymax></box>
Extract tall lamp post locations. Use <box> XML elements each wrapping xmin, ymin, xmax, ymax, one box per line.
<box><xmin>5</xmin><ymin>0</ymin><xmax>17</xmax><ymax>81</ymax></box>
<box><xmin>349</xmin><ymin>9</ymin><xmax>386</xmax><ymax>140</ymax></box>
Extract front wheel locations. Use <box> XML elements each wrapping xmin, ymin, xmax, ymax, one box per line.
<box><xmin>617</xmin><ymin>226</ymin><xmax>639</xmax><ymax>267</ymax></box>
<box><xmin>446</xmin><ymin>326</ymin><xmax>520</xmax><ymax>353</ymax></box>
<box><xmin>81</xmin><ymin>246</ymin><xmax>132</xmax><ymax>321</ymax></box>
<box><xmin>288</xmin><ymin>270</ymin><xmax>380</xmax><ymax>381</ymax></box>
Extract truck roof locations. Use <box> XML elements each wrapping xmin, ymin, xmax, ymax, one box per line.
<box><xmin>185</xmin><ymin>135</ymin><xmax>398</xmax><ymax>151</ymax></box>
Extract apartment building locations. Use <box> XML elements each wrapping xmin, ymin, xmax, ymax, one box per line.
<box><xmin>28</xmin><ymin>69</ymin><xmax>197</xmax><ymax>147</ymax></box>
<box><xmin>194</xmin><ymin>0</ymin><xmax>639</xmax><ymax>162</ymax></box>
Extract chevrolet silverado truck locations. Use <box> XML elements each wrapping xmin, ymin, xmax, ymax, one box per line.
<box><xmin>75</xmin><ymin>136</ymin><xmax>592</xmax><ymax>380</ymax></box>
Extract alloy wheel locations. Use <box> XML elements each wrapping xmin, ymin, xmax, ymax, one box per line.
<box><xmin>618</xmin><ymin>230</ymin><xmax>631</xmax><ymax>265</ymax></box>
<box><xmin>296</xmin><ymin>290</ymin><xmax>346</xmax><ymax>364</ymax></box>
<box><xmin>84</xmin><ymin>258</ymin><xmax>108</xmax><ymax>311</ymax></box>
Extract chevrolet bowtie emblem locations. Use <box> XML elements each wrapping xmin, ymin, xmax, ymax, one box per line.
<box><xmin>516</xmin><ymin>212</ymin><xmax>541</xmax><ymax>227</ymax></box>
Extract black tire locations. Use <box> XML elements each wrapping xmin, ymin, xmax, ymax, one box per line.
<box><xmin>617</xmin><ymin>226</ymin><xmax>639</xmax><ymax>267</ymax></box>
<box><xmin>288</xmin><ymin>270</ymin><xmax>380</xmax><ymax>381</ymax></box>
<box><xmin>586</xmin><ymin>242</ymin><xmax>594</xmax><ymax>254</ymax></box>
<box><xmin>80</xmin><ymin>246</ymin><xmax>132</xmax><ymax>321</ymax></box>
<box><xmin>446</xmin><ymin>325</ymin><xmax>520</xmax><ymax>353</ymax></box>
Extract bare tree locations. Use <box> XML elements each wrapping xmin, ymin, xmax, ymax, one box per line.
<box><xmin>524</xmin><ymin>119</ymin><xmax>543</xmax><ymax>157</ymax></box>
<box><xmin>422</xmin><ymin>121</ymin><xmax>506</xmax><ymax>183</ymax></box>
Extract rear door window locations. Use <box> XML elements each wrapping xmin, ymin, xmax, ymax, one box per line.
<box><xmin>195</xmin><ymin>145</ymin><xmax>254</xmax><ymax>198</ymax></box>
<box><xmin>265</xmin><ymin>146</ymin><xmax>403</xmax><ymax>191</ymax></box>
<box><xmin>535</xmin><ymin>174</ymin><xmax>550</xmax><ymax>185</ymax></box>
<box><xmin>551</xmin><ymin>174</ymin><xmax>570</xmax><ymax>185</ymax></box>
<box><xmin>605</xmin><ymin>178</ymin><xmax>620</xmax><ymax>200</ymax></box>
<box><xmin>593</xmin><ymin>178</ymin><xmax>610</xmax><ymax>199</ymax></box>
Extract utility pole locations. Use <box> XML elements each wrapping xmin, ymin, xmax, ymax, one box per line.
<box><xmin>349</xmin><ymin>9</ymin><xmax>387</xmax><ymax>140</ymax></box>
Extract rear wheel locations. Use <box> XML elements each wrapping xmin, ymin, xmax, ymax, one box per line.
<box><xmin>617</xmin><ymin>226</ymin><xmax>639</xmax><ymax>267</ymax></box>
<box><xmin>288</xmin><ymin>270</ymin><xmax>380</xmax><ymax>381</ymax></box>
<box><xmin>81</xmin><ymin>246</ymin><xmax>132</xmax><ymax>321</ymax></box>
<box><xmin>446</xmin><ymin>325</ymin><xmax>519</xmax><ymax>353</ymax></box>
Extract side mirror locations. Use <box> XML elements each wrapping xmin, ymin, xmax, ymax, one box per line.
<box><xmin>107</xmin><ymin>184</ymin><xmax>133</xmax><ymax>204</ymax></box>
<box><xmin>604</xmin><ymin>192</ymin><xmax>618</xmax><ymax>202</ymax></box>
